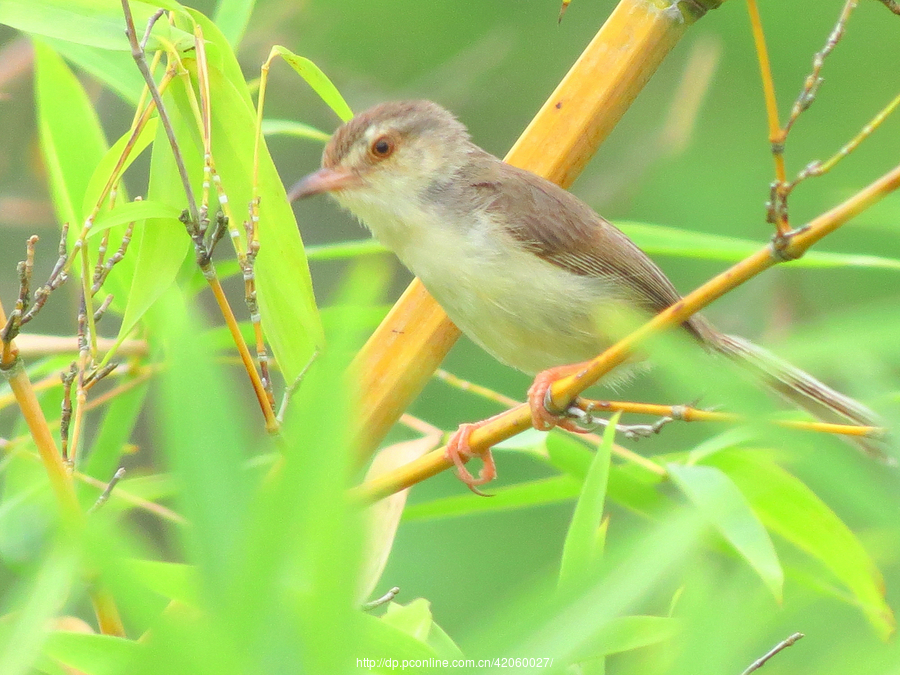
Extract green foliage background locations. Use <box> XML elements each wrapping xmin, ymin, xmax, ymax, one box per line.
<box><xmin>0</xmin><ymin>0</ymin><xmax>898</xmax><ymax>673</ymax></box>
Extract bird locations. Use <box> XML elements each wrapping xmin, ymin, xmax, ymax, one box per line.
<box><xmin>288</xmin><ymin>99</ymin><xmax>888</xmax><ymax>490</ymax></box>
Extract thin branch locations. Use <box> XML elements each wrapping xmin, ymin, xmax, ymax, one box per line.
<box><xmin>740</xmin><ymin>632</ymin><xmax>804</xmax><ymax>675</ymax></box>
<box><xmin>745</xmin><ymin>0</ymin><xmax>787</xmax><ymax>225</ymax></box>
<box><xmin>121</xmin><ymin>0</ymin><xmax>199</xmax><ymax>226</ymax></box>
<box><xmin>361</xmin><ymin>587</ymin><xmax>400</xmax><ymax>612</ymax></box>
<box><xmin>88</xmin><ymin>467</ymin><xmax>126</xmax><ymax>514</ymax></box>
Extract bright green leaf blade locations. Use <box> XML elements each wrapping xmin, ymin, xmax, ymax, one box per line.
<box><xmin>618</xmin><ymin>221</ymin><xmax>900</xmax><ymax>270</ymax></box>
<box><xmin>183</xmin><ymin>10</ymin><xmax>252</xmax><ymax>109</ymax></box>
<box><xmin>272</xmin><ymin>46</ymin><xmax>354</xmax><ymax>121</ymax></box>
<box><xmin>39</xmin><ymin>37</ymin><xmax>143</xmax><ymax>103</ymax></box>
<box><xmin>2</xmin><ymin>0</ymin><xmax>187</xmax><ymax>51</ymax></box>
<box><xmin>82</xmin><ymin>117</ymin><xmax>159</xmax><ymax>220</ymax></box>
<box><xmin>32</xmin><ymin>39</ymin><xmax>148</xmax><ymax>310</ymax></box>
<box><xmin>706</xmin><ymin>451</ymin><xmax>895</xmax><ymax>639</ymax></box>
<box><xmin>380</xmin><ymin>600</ymin><xmax>465</xmax><ymax>662</ymax></box>
<box><xmin>382</xmin><ymin>600</ymin><xmax>433</xmax><ymax>643</ymax></box>
<box><xmin>34</xmin><ymin>40</ymin><xmax>108</xmax><ymax>226</ymax></box>
<box><xmin>668</xmin><ymin>463</ymin><xmax>784</xmax><ymax>602</ymax></box>
<box><xmin>424</xmin><ymin>619</ymin><xmax>465</xmax><ymax>662</ymax></box>
<box><xmin>126</xmin><ymin>559</ymin><xmax>199</xmax><ymax>606</ymax></box>
<box><xmin>155</xmin><ymin>287</ymin><xmax>252</xmax><ymax>598</ymax></box>
<box><xmin>574</xmin><ymin>615</ymin><xmax>680</xmax><ymax>660</ymax></box>
<box><xmin>82</xmin><ymin>380</ymin><xmax>149</xmax><ymax>482</ymax></box>
<box><xmin>403</xmin><ymin>475</ymin><xmax>581</xmax><ymax>521</ymax></box>
<box><xmin>359</xmin><ymin>613</ymin><xmax>439</xmax><ymax>667</ymax></box>
<box><xmin>190</xmin><ymin>14</ymin><xmax>323</xmax><ymax>377</ymax></box>
<box><xmin>559</xmin><ymin>414</ymin><xmax>615</xmax><ymax>587</ymax></box>
<box><xmin>212</xmin><ymin>0</ymin><xmax>256</xmax><ymax>48</ymax></box>
<box><xmin>0</xmin><ymin>546</ymin><xmax>78</xmax><ymax>675</ymax></box>
<box><xmin>115</xmin><ymin>79</ymin><xmax>195</xmax><ymax>346</ymax></box>
<box><xmin>545</xmin><ymin>433</ymin><xmax>668</xmax><ymax>518</ymax></box>
<box><xmin>90</xmin><ymin>200</ymin><xmax>182</xmax><ymax>238</ymax></box>
<box><xmin>2</xmin><ymin>0</ymin><xmax>133</xmax><ymax>51</ymax></box>
<box><xmin>44</xmin><ymin>632</ymin><xmax>141</xmax><ymax>675</ymax></box>
<box><xmin>261</xmin><ymin>118</ymin><xmax>332</xmax><ymax>142</ymax></box>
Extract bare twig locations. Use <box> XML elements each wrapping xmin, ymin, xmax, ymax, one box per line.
<box><xmin>361</xmin><ymin>587</ymin><xmax>400</xmax><ymax>612</ymax></box>
<box><xmin>92</xmin><ymin>220</ymin><xmax>134</xmax><ymax>295</ymax></box>
<box><xmin>88</xmin><ymin>467</ymin><xmax>127</xmax><ymax>514</ymax></box>
<box><xmin>782</xmin><ymin>1</ymin><xmax>856</xmax><ymax>138</ymax></box>
<box><xmin>276</xmin><ymin>349</ymin><xmax>319</xmax><ymax>424</ymax></box>
<box><xmin>791</xmin><ymin>90</ymin><xmax>900</xmax><ymax>187</ymax></box>
<box><xmin>740</xmin><ymin>632</ymin><xmax>804</xmax><ymax>675</ymax></box>
<box><xmin>93</xmin><ymin>295</ymin><xmax>114</xmax><ymax>324</ymax></box>
<box><xmin>121</xmin><ymin>0</ymin><xmax>199</xmax><ymax>226</ymax></box>
<box><xmin>59</xmin><ymin>363</ymin><xmax>77</xmax><ymax>465</ymax></box>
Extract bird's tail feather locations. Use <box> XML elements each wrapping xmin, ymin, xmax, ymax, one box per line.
<box><xmin>712</xmin><ymin>332</ymin><xmax>892</xmax><ymax>462</ymax></box>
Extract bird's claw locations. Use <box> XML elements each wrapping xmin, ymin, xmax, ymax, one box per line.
<box><xmin>445</xmin><ymin>422</ymin><xmax>496</xmax><ymax>496</ymax></box>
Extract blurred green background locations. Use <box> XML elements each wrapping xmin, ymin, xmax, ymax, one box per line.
<box><xmin>1</xmin><ymin>0</ymin><xmax>899</xmax><ymax>672</ymax></box>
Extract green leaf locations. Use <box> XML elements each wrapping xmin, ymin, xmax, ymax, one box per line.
<box><xmin>34</xmin><ymin>40</ymin><xmax>108</xmax><ymax>227</ymax></box>
<box><xmin>126</xmin><ymin>559</ymin><xmax>199</xmax><ymax>606</ymax></box>
<box><xmin>0</xmin><ymin>546</ymin><xmax>78</xmax><ymax>675</ymax></box>
<box><xmin>272</xmin><ymin>46</ymin><xmax>354</xmax><ymax>121</ymax></box>
<box><xmin>212</xmin><ymin>0</ymin><xmax>256</xmax><ymax>48</ymax></box>
<box><xmin>618</xmin><ymin>221</ymin><xmax>900</xmax><ymax>270</ymax></box>
<box><xmin>82</xmin><ymin>118</ymin><xmax>159</xmax><ymax>220</ymax></box>
<box><xmin>261</xmin><ymin>118</ymin><xmax>331</xmax><ymax>142</ymax></box>
<box><xmin>39</xmin><ymin>37</ymin><xmax>144</xmax><ymax>103</ymax></box>
<box><xmin>186</xmin><ymin>10</ymin><xmax>324</xmax><ymax>379</ymax></box>
<box><xmin>2</xmin><ymin>0</ymin><xmax>189</xmax><ymax>52</ymax></box>
<box><xmin>668</xmin><ymin>463</ymin><xmax>784</xmax><ymax>602</ymax></box>
<box><xmin>359</xmin><ymin>613</ymin><xmax>439</xmax><ymax>669</ymax></box>
<box><xmin>382</xmin><ymin>599</ymin><xmax>433</xmax><ymax>642</ymax></box>
<box><xmin>114</xmin><ymin>79</ymin><xmax>194</xmax><ymax>347</ymax></box>
<box><xmin>403</xmin><ymin>475</ymin><xmax>581</xmax><ymax>521</ymax></box>
<box><xmin>82</xmin><ymin>379</ymin><xmax>150</xmax><ymax>483</ymax></box>
<box><xmin>381</xmin><ymin>600</ymin><xmax>465</xmax><ymax>662</ymax></box>
<box><xmin>559</xmin><ymin>414</ymin><xmax>615</xmax><ymax>587</ymax></box>
<box><xmin>33</xmin><ymin>40</ymin><xmax>147</xmax><ymax>313</ymax></box>
<box><xmin>44</xmin><ymin>632</ymin><xmax>141</xmax><ymax>675</ymax></box>
<box><xmin>575</xmin><ymin>615</ymin><xmax>680</xmax><ymax>660</ymax></box>
<box><xmin>90</xmin><ymin>200</ymin><xmax>182</xmax><ymax>238</ymax></box>
<box><xmin>706</xmin><ymin>452</ymin><xmax>895</xmax><ymax>639</ymax></box>
<box><xmin>545</xmin><ymin>433</ymin><xmax>667</xmax><ymax>518</ymax></box>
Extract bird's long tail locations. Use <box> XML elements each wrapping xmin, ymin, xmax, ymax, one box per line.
<box><xmin>711</xmin><ymin>332</ymin><xmax>892</xmax><ymax>462</ymax></box>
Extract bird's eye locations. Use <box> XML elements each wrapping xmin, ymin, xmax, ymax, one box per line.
<box><xmin>370</xmin><ymin>136</ymin><xmax>395</xmax><ymax>159</ymax></box>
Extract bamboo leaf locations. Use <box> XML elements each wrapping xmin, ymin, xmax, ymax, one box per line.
<box><xmin>618</xmin><ymin>221</ymin><xmax>900</xmax><ymax>269</ymax></box>
<box><xmin>706</xmin><ymin>452</ymin><xmax>895</xmax><ymax>639</ymax></box>
<box><xmin>272</xmin><ymin>46</ymin><xmax>354</xmax><ymax>121</ymax></box>
<box><xmin>559</xmin><ymin>414</ymin><xmax>616</xmax><ymax>587</ymax></box>
<box><xmin>668</xmin><ymin>463</ymin><xmax>784</xmax><ymax>602</ymax></box>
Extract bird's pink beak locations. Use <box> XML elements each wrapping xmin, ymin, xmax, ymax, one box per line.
<box><xmin>287</xmin><ymin>167</ymin><xmax>361</xmax><ymax>201</ymax></box>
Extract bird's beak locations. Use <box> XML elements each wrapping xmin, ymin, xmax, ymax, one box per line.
<box><xmin>287</xmin><ymin>167</ymin><xmax>361</xmax><ymax>201</ymax></box>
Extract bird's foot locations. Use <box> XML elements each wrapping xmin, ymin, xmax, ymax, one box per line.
<box><xmin>445</xmin><ymin>422</ymin><xmax>497</xmax><ymax>496</ymax></box>
<box><xmin>527</xmin><ymin>362</ymin><xmax>594</xmax><ymax>434</ymax></box>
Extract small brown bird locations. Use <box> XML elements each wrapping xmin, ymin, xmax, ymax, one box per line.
<box><xmin>289</xmin><ymin>100</ymin><xmax>887</xmax><ymax>488</ymax></box>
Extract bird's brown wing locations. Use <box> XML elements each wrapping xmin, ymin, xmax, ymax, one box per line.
<box><xmin>484</xmin><ymin>163</ymin><xmax>678</xmax><ymax>306</ymax></box>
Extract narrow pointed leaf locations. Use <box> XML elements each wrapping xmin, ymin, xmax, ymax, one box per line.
<box><xmin>668</xmin><ymin>463</ymin><xmax>784</xmax><ymax>602</ymax></box>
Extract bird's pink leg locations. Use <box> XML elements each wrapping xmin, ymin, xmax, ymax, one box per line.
<box><xmin>527</xmin><ymin>362</ymin><xmax>593</xmax><ymax>433</ymax></box>
<box><xmin>445</xmin><ymin>420</ymin><xmax>498</xmax><ymax>495</ymax></box>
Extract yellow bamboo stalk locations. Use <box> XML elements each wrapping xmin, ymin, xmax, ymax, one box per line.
<box><xmin>353</xmin><ymin>0</ymin><xmax>724</xmax><ymax>464</ymax></box>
